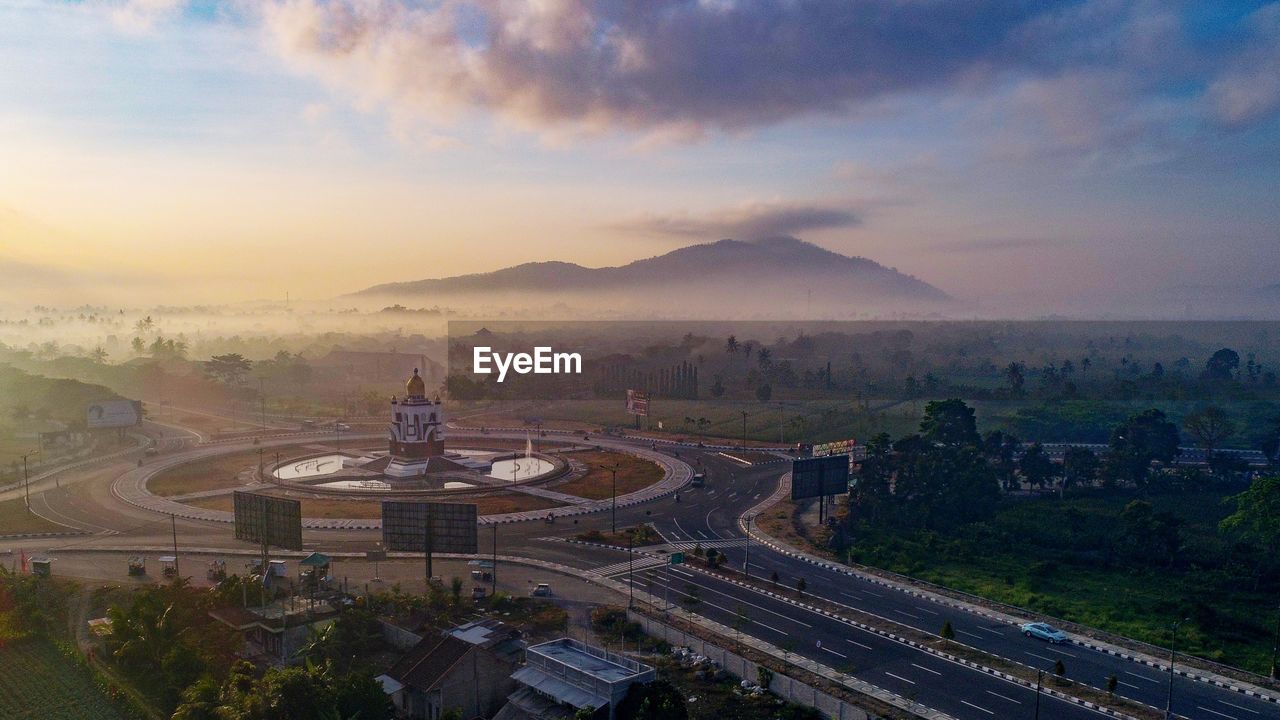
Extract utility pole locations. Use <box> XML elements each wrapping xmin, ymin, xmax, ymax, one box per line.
<box><xmin>1166</xmin><ymin>618</ymin><xmax>1187</xmax><ymax>719</ymax></box>
<box><xmin>627</xmin><ymin>534</ymin><xmax>634</xmax><ymax>608</ymax></box>
<box><xmin>1272</xmin><ymin>600</ymin><xmax>1280</xmax><ymax>680</ymax></box>
<box><xmin>259</xmin><ymin>378</ymin><xmax>266</xmax><ymax>431</ymax></box>
<box><xmin>170</xmin><ymin>513</ymin><xmax>180</xmax><ymax>577</ymax></box>
<box><xmin>778</xmin><ymin>402</ymin><xmax>784</xmax><ymax>444</ymax></box>
<box><xmin>741</xmin><ymin>410</ymin><xmax>748</xmax><ymax>451</ymax></box>
<box><xmin>491</xmin><ymin>523</ymin><xmax>498</xmax><ymax>597</ymax></box>
<box><xmin>1034</xmin><ymin>668</ymin><xmax>1043</xmax><ymax>720</ymax></box>
<box><xmin>743</xmin><ymin>514</ymin><xmax>751</xmax><ymax>579</ymax></box>
<box><xmin>21</xmin><ymin>451</ymin><xmax>34</xmax><ymax>513</ymax></box>
<box><xmin>608</xmin><ymin>464</ymin><xmax>620</xmax><ymax>534</ymax></box>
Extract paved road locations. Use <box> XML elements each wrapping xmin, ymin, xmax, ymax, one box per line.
<box><xmin>3</xmin><ymin>418</ymin><xmax>1277</xmax><ymax>720</ymax></box>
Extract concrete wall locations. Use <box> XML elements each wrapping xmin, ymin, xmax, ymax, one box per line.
<box><xmin>627</xmin><ymin>611</ymin><xmax>880</xmax><ymax>720</ymax></box>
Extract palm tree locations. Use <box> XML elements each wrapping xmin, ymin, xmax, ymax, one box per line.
<box><xmin>725</xmin><ymin>335</ymin><xmax>739</xmax><ymax>354</ymax></box>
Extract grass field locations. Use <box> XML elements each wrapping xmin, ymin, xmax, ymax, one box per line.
<box><xmin>147</xmin><ymin>446</ymin><xmax>320</xmax><ymax>496</ymax></box>
<box><xmin>0</xmin><ymin>497</ymin><xmax>66</xmax><ymax>535</ymax></box>
<box><xmin>185</xmin><ymin>491</ymin><xmax>562</xmax><ymax>517</ymax></box>
<box><xmin>452</xmin><ymin>397</ymin><xmax>920</xmax><ymax>445</ymax></box>
<box><xmin>554</xmin><ymin>450</ymin><xmax>663</xmax><ymax>499</ymax></box>
<box><xmin>0</xmin><ymin>639</ymin><xmax>128</xmax><ymax>720</ymax></box>
<box><xmin>840</xmin><ymin>489</ymin><xmax>1279</xmax><ymax>674</ymax></box>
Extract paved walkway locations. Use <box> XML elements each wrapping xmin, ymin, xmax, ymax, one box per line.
<box><xmin>112</xmin><ymin>432</ymin><xmax>691</xmax><ymax>529</ymax></box>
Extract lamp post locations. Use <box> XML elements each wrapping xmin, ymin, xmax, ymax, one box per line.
<box><xmin>743</xmin><ymin>514</ymin><xmax>752</xmax><ymax>579</ymax></box>
<box><xmin>21</xmin><ymin>450</ymin><xmax>39</xmax><ymax>513</ymax></box>
<box><xmin>1271</xmin><ymin>601</ymin><xmax>1280</xmax><ymax>680</ymax></box>
<box><xmin>602</xmin><ymin>464</ymin><xmax>620</xmax><ymax>534</ymax></box>
<box><xmin>1165</xmin><ymin>618</ymin><xmax>1189</xmax><ymax>719</ymax></box>
<box><xmin>741</xmin><ymin>410</ymin><xmax>749</xmax><ymax>451</ymax></box>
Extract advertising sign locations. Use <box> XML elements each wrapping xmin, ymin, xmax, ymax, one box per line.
<box><xmin>233</xmin><ymin>492</ymin><xmax>303</xmax><ymax>550</ymax></box>
<box><xmin>791</xmin><ymin>455</ymin><xmax>851</xmax><ymax>500</ymax></box>
<box><xmin>811</xmin><ymin>438</ymin><xmax>856</xmax><ymax>458</ymax></box>
<box><xmin>87</xmin><ymin>399</ymin><xmax>143</xmax><ymax>429</ymax></box>
<box><xmin>625</xmin><ymin>389</ymin><xmax>649</xmax><ymax>416</ymax></box>
<box><xmin>382</xmin><ymin>501</ymin><xmax>478</xmax><ymax>553</ymax></box>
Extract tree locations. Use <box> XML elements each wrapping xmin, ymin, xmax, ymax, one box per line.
<box><xmin>1219</xmin><ymin>476</ymin><xmax>1280</xmax><ymax>563</ymax></box>
<box><xmin>130</xmin><ymin>336</ymin><xmax>146</xmax><ymax>355</ymax></box>
<box><xmin>1003</xmin><ymin>361</ymin><xmax>1026</xmax><ymax>394</ymax></box>
<box><xmin>1062</xmin><ymin>446</ymin><xmax>1100</xmax><ymax>490</ymax></box>
<box><xmin>940</xmin><ymin>620</ymin><xmax>955</xmax><ymax>641</ymax></box>
<box><xmin>1203</xmin><ymin>348</ymin><xmax>1240</xmax><ymax>380</ymax></box>
<box><xmin>1019</xmin><ymin>442</ymin><xmax>1057</xmax><ymax>490</ymax></box>
<box><xmin>725</xmin><ymin>335</ymin><xmax>739</xmax><ymax>354</ymax></box>
<box><xmin>984</xmin><ymin>431</ymin><xmax>1020</xmax><ymax>491</ymax></box>
<box><xmin>709</xmin><ymin>375</ymin><xmax>725</xmax><ymax>398</ymax></box>
<box><xmin>1120</xmin><ymin>500</ymin><xmax>1183</xmax><ymax>566</ymax></box>
<box><xmin>1183</xmin><ymin>405</ymin><xmax>1235</xmax><ymax>465</ymax></box>
<box><xmin>1103</xmin><ymin>409</ymin><xmax>1180</xmax><ymax>490</ymax></box>
<box><xmin>757</xmin><ymin>347</ymin><xmax>772</xmax><ymax>369</ymax></box>
<box><xmin>795</xmin><ymin>577</ymin><xmax>807</xmax><ymax>597</ymax></box>
<box><xmin>90</xmin><ymin>345</ymin><xmax>108</xmax><ymax>363</ymax></box>
<box><xmin>204</xmin><ymin>353</ymin><xmax>253</xmax><ymax>386</ymax></box>
<box><xmin>919</xmin><ymin>399</ymin><xmax>980</xmax><ymax>447</ymax></box>
<box><xmin>755</xmin><ymin>383</ymin><xmax>772</xmax><ymax>403</ymax></box>
<box><xmin>450</xmin><ymin>576</ymin><xmax>463</xmax><ymax>605</ymax></box>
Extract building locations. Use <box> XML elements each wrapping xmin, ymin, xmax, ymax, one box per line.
<box><xmin>379</xmin><ymin>629</ymin><xmax>521</xmax><ymax>720</ymax></box>
<box><xmin>208</xmin><ymin>600</ymin><xmax>338</xmax><ymax>665</ymax></box>
<box><xmin>386</xmin><ymin>368</ymin><xmax>452</xmax><ymax>478</ymax></box>
<box><xmin>504</xmin><ymin>639</ymin><xmax>655</xmax><ymax>720</ymax></box>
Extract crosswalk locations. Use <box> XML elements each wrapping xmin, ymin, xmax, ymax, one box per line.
<box><xmin>666</xmin><ymin>538</ymin><xmax>752</xmax><ymax>550</ymax></box>
<box><xmin>594</xmin><ymin>555</ymin><xmax>667</xmax><ymax>576</ymax></box>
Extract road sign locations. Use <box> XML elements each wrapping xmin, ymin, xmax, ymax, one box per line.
<box><xmin>669</xmin><ymin>552</ymin><xmax>684</xmax><ymax>565</ymax></box>
<box><xmin>626</xmin><ymin>389</ymin><xmax>649</xmax><ymax>416</ymax></box>
<box><xmin>381</xmin><ymin>501</ymin><xmax>478</xmax><ymax>553</ymax></box>
<box><xmin>233</xmin><ymin>492</ymin><xmax>303</xmax><ymax>551</ymax></box>
<box><xmin>791</xmin><ymin>455</ymin><xmax>850</xmax><ymax>500</ymax></box>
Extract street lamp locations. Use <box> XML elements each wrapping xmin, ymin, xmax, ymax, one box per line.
<box><xmin>1271</xmin><ymin>601</ymin><xmax>1280</xmax><ymax>680</ymax></box>
<box><xmin>1033</xmin><ymin>662</ymin><xmax>1060</xmax><ymax>720</ymax></box>
<box><xmin>1165</xmin><ymin>617</ymin><xmax>1189</xmax><ymax>719</ymax></box>
<box><xmin>741</xmin><ymin>410</ymin><xmax>749</xmax><ymax>451</ymax></box>
<box><xmin>20</xmin><ymin>450</ymin><xmax>40</xmax><ymax>513</ymax></box>
<box><xmin>601</xmin><ymin>464</ymin><xmax>620</xmax><ymax>534</ymax></box>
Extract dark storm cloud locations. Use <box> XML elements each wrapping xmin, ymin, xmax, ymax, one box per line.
<box><xmin>612</xmin><ymin>202</ymin><xmax>861</xmax><ymax>240</ymax></box>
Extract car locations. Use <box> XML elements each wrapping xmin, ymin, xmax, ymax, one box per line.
<box><xmin>1021</xmin><ymin>622</ymin><xmax>1069</xmax><ymax>644</ymax></box>
<box><xmin>530</xmin><ymin>582</ymin><xmax>552</xmax><ymax>597</ymax></box>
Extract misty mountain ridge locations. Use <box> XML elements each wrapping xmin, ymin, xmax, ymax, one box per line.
<box><xmin>353</xmin><ymin>237</ymin><xmax>949</xmax><ymax>314</ymax></box>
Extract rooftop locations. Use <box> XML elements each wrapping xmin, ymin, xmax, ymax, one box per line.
<box><xmin>527</xmin><ymin>638</ymin><xmax>649</xmax><ymax>684</ymax></box>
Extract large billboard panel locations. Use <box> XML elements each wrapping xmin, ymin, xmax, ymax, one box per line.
<box><xmin>791</xmin><ymin>455</ymin><xmax>850</xmax><ymax>500</ymax></box>
<box><xmin>87</xmin><ymin>400</ymin><xmax>143</xmax><ymax>429</ymax></box>
<box><xmin>382</xmin><ymin>501</ymin><xmax>478</xmax><ymax>554</ymax></box>
<box><xmin>812</xmin><ymin>438</ymin><xmax>856</xmax><ymax>458</ymax></box>
<box><xmin>625</xmin><ymin>389</ymin><xmax>649</xmax><ymax>416</ymax></box>
<box><xmin>233</xmin><ymin>492</ymin><xmax>303</xmax><ymax>550</ymax></box>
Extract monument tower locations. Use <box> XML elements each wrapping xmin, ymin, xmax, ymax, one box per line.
<box><xmin>385</xmin><ymin>368</ymin><xmax>446</xmax><ymax>478</ymax></box>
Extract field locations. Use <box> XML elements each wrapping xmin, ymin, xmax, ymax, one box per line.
<box><xmin>842</xmin><ymin>488</ymin><xmax>1279</xmax><ymax>674</ymax></box>
<box><xmin>0</xmin><ymin>639</ymin><xmax>129</xmax><ymax>720</ymax></box>
<box><xmin>452</xmin><ymin>397</ymin><xmax>920</xmax><ymax>445</ymax></box>
<box><xmin>554</xmin><ymin>450</ymin><xmax>664</xmax><ymax>499</ymax></box>
<box><xmin>185</xmin><ymin>491</ymin><xmax>562</xmax><ymax>517</ymax></box>
<box><xmin>0</xmin><ymin>497</ymin><xmax>66</xmax><ymax>535</ymax></box>
<box><xmin>147</xmin><ymin>446</ymin><xmax>318</xmax><ymax>497</ymax></box>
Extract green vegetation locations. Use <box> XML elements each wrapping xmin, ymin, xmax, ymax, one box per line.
<box><xmin>0</xmin><ymin>497</ymin><xmax>66</xmax><ymax>535</ymax></box>
<box><xmin>0</xmin><ymin>639</ymin><xmax>133</xmax><ymax>720</ymax></box>
<box><xmin>556</xmin><ymin>450</ymin><xmax>663</xmax><ymax>499</ymax></box>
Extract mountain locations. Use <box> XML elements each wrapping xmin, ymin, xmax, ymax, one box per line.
<box><xmin>352</xmin><ymin>237</ymin><xmax>950</xmax><ymax>314</ymax></box>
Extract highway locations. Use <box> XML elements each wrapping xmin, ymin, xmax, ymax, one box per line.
<box><xmin>3</xmin><ymin>418</ymin><xmax>1278</xmax><ymax>720</ymax></box>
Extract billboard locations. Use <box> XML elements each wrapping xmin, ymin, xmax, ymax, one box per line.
<box><xmin>625</xmin><ymin>389</ymin><xmax>649</xmax><ymax>416</ymax></box>
<box><xmin>382</xmin><ymin>501</ymin><xmax>478</xmax><ymax>554</ymax></box>
<box><xmin>812</xmin><ymin>438</ymin><xmax>856</xmax><ymax>458</ymax></box>
<box><xmin>233</xmin><ymin>492</ymin><xmax>303</xmax><ymax>550</ymax></box>
<box><xmin>791</xmin><ymin>455</ymin><xmax>850</xmax><ymax>500</ymax></box>
<box><xmin>87</xmin><ymin>399</ymin><xmax>143</xmax><ymax>429</ymax></box>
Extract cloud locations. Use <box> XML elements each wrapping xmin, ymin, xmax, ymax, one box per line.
<box><xmin>611</xmin><ymin>201</ymin><xmax>861</xmax><ymax>240</ymax></box>
<box><xmin>257</xmin><ymin>0</ymin><xmax>1071</xmax><ymax>138</ymax></box>
<box><xmin>1207</xmin><ymin>4</ymin><xmax>1280</xmax><ymax>128</ymax></box>
<box><xmin>103</xmin><ymin>0</ymin><xmax>186</xmax><ymax>33</ymax></box>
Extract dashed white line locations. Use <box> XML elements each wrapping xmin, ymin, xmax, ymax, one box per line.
<box><xmin>985</xmin><ymin>690</ymin><xmax>1021</xmax><ymax>704</ymax></box>
<box><xmin>845</xmin><ymin>638</ymin><xmax>873</xmax><ymax>651</ymax></box>
<box><xmin>820</xmin><ymin>646</ymin><xmax>848</xmax><ymax>660</ymax></box>
<box><xmin>957</xmin><ymin>629</ymin><xmax>983</xmax><ymax>640</ymax></box>
<box><xmin>911</xmin><ymin>663</ymin><xmax>942</xmax><ymax>676</ymax></box>
<box><xmin>892</xmin><ymin>608</ymin><xmax>923</xmax><ymax>620</ymax></box>
<box><xmin>1125</xmin><ymin>671</ymin><xmax>1161</xmax><ymax>684</ymax></box>
<box><xmin>960</xmin><ymin>700</ymin><xmax>994</xmax><ymax>715</ymax></box>
<box><xmin>1196</xmin><ymin>706</ymin><xmax>1238</xmax><ymax>720</ymax></box>
<box><xmin>913</xmin><ymin>605</ymin><xmax>939</xmax><ymax>616</ymax></box>
<box><xmin>1219</xmin><ymin>699</ymin><xmax>1260</xmax><ymax>715</ymax></box>
<box><xmin>884</xmin><ymin>671</ymin><xmax>916</xmax><ymax>685</ymax></box>
<box><xmin>1025</xmin><ymin>651</ymin><xmax>1055</xmax><ymax>663</ymax></box>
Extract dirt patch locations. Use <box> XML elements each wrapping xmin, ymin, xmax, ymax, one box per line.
<box><xmin>554</xmin><ymin>450</ymin><xmax>663</xmax><ymax>500</ymax></box>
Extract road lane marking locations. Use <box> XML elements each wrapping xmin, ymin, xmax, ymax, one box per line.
<box><xmin>1025</xmin><ymin>651</ymin><xmax>1055</xmax><ymax>663</ymax></box>
<box><xmin>911</xmin><ymin>663</ymin><xmax>942</xmax><ymax>676</ymax></box>
<box><xmin>1219</xmin><ymin>700</ymin><xmax>1260</xmax><ymax>714</ymax></box>
<box><xmin>913</xmin><ymin>605</ymin><xmax>939</xmax><ymax>616</ymax></box>
<box><xmin>957</xmin><ymin>629</ymin><xmax>983</xmax><ymax>640</ymax></box>
<box><xmin>985</xmin><ymin>690</ymin><xmax>1021</xmax><ymax>704</ymax></box>
<box><xmin>978</xmin><ymin>626</ymin><xmax>1005</xmax><ymax>635</ymax></box>
<box><xmin>892</xmin><ymin>609</ymin><xmax>922</xmax><ymax>620</ymax></box>
<box><xmin>1044</xmin><ymin>646</ymin><xmax>1076</xmax><ymax>658</ymax></box>
<box><xmin>821</xmin><ymin>646</ymin><xmax>848</xmax><ymax>660</ymax></box>
<box><xmin>845</xmin><ymin>638</ymin><xmax>873</xmax><ymax>651</ymax></box>
<box><xmin>1196</xmin><ymin>706</ymin><xmax>1238</xmax><ymax>720</ymax></box>
<box><xmin>884</xmin><ymin>672</ymin><xmax>915</xmax><ymax>685</ymax></box>
<box><xmin>1125</xmin><ymin>671</ymin><xmax>1161</xmax><ymax>684</ymax></box>
<box><xmin>961</xmin><ymin>700</ymin><xmax>995</xmax><ymax>715</ymax></box>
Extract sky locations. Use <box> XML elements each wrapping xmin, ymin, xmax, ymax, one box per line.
<box><xmin>0</xmin><ymin>0</ymin><xmax>1278</xmax><ymax>313</ymax></box>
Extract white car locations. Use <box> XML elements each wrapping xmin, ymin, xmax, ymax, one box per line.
<box><xmin>1021</xmin><ymin>622</ymin><xmax>1069</xmax><ymax>644</ymax></box>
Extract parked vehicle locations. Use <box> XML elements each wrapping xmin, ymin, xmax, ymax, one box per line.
<box><xmin>1021</xmin><ymin>622</ymin><xmax>1069</xmax><ymax>644</ymax></box>
<box><xmin>531</xmin><ymin>582</ymin><xmax>553</xmax><ymax>597</ymax></box>
<box><xmin>127</xmin><ymin>557</ymin><xmax>146</xmax><ymax>576</ymax></box>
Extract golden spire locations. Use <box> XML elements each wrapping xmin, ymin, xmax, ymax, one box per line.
<box><xmin>406</xmin><ymin>368</ymin><xmax>426</xmax><ymax>397</ymax></box>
